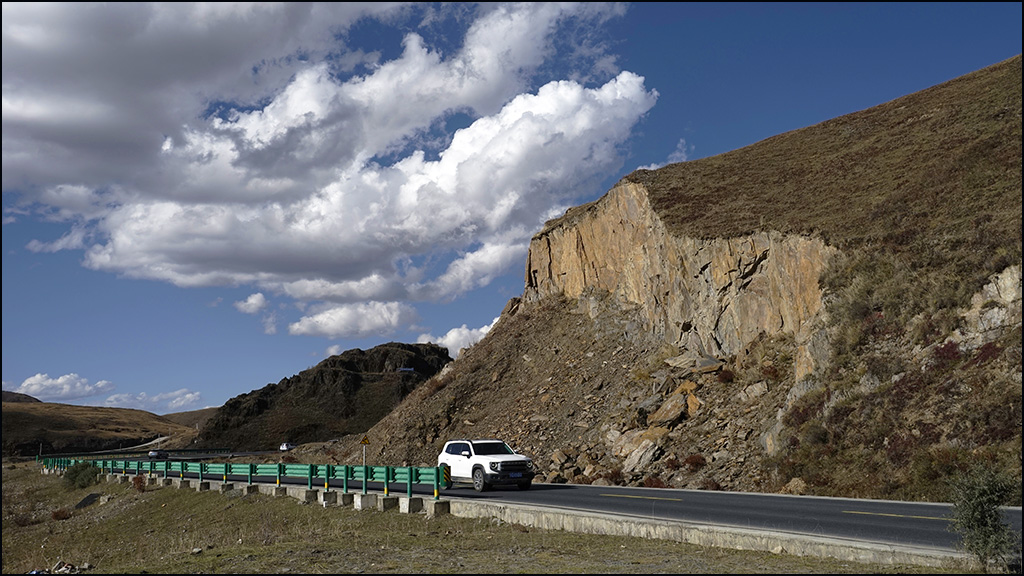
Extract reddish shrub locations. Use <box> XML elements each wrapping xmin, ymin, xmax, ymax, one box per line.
<box><xmin>51</xmin><ymin>508</ymin><xmax>72</xmax><ymax>521</ymax></box>
<box><xmin>642</xmin><ymin>475</ymin><xmax>668</xmax><ymax>488</ymax></box>
<box><xmin>700</xmin><ymin>478</ymin><xmax>722</xmax><ymax>491</ymax></box>
<box><xmin>967</xmin><ymin>342</ymin><xmax>1003</xmax><ymax>366</ymax></box>
<box><xmin>931</xmin><ymin>341</ymin><xmax>962</xmax><ymax>369</ymax></box>
<box><xmin>683</xmin><ymin>453</ymin><xmax>707</xmax><ymax>472</ymax></box>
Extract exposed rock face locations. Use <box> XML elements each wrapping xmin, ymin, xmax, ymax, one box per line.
<box><xmin>525</xmin><ymin>181</ymin><xmax>836</xmax><ymax>382</ymax></box>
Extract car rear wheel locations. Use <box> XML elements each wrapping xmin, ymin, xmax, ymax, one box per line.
<box><xmin>439</xmin><ymin>463</ymin><xmax>453</xmax><ymax>490</ymax></box>
<box><xmin>472</xmin><ymin>467</ymin><xmax>489</xmax><ymax>492</ymax></box>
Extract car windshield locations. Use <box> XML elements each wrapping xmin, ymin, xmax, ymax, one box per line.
<box><xmin>473</xmin><ymin>441</ymin><xmax>513</xmax><ymax>455</ymax></box>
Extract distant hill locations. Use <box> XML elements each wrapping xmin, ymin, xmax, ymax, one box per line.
<box><xmin>1</xmin><ymin>402</ymin><xmax>199</xmax><ymax>457</ymax></box>
<box><xmin>1</xmin><ymin>391</ymin><xmax>41</xmax><ymax>403</ymax></box>
<box><xmin>163</xmin><ymin>406</ymin><xmax>220</xmax><ymax>432</ymax></box>
<box><xmin>194</xmin><ymin>342</ymin><xmax>452</xmax><ymax>451</ymax></box>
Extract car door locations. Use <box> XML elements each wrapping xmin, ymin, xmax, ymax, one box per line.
<box><xmin>447</xmin><ymin>442</ymin><xmax>474</xmax><ymax>480</ymax></box>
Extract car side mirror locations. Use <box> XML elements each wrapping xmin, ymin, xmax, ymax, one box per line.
<box><xmin>461</xmin><ymin>451</ymin><xmax>470</xmax><ymax>458</ymax></box>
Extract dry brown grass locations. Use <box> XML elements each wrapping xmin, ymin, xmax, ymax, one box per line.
<box><xmin>1</xmin><ymin>402</ymin><xmax>200</xmax><ymax>456</ymax></box>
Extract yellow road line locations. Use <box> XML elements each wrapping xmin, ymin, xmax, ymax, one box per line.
<box><xmin>601</xmin><ymin>493</ymin><xmax>684</xmax><ymax>502</ymax></box>
<box><xmin>843</xmin><ymin>510</ymin><xmax>948</xmax><ymax>521</ymax></box>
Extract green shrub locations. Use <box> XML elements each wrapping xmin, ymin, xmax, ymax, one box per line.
<box><xmin>63</xmin><ymin>461</ymin><xmax>100</xmax><ymax>490</ymax></box>
<box><xmin>948</xmin><ymin>464</ymin><xmax>1021</xmax><ymax>573</ymax></box>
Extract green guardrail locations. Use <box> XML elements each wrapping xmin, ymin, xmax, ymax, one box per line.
<box><xmin>38</xmin><ymin>457</ymin><xmax>446</xmax><ymax>500</ymax></box>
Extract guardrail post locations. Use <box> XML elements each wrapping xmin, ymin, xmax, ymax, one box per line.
<box><xmin>277</xmin><ymin>463</ymin><xmax>283</xmax><ymax>487</ymax></box>
<box><xmin>407</xmin><ymin>466</ymin><xmax>414</xmax><ymax>498</ymax></box>
<box><xmin>325</xmin><ymin>464</ymin><xmax>332</xmax><ymax>492</ymax></box>
<box><xmin>307</xmin><ymin>464</ymin><xmax>314</xmax><ymax>490</ymax></box>
<box><xmin>362</xmin><ymin>465</ymin><xmax>368</xmax><ymax>495</ymax></box>
<box><xmin>342</xmin><ymin>465</ymin><xmax>349</xmax><ymax>494</ymax></box>
<box><xmin>247</xmin><ymin>464</ymin><xmax>254</xmax><ymax>485</ymax></box>
<box><xmin>383</xmin><ymin>466</ymin><xmax>390</xmax><ymax>496</ymax></box>
<box><xmin>435</xmin><ymin>465</ymin><xmax>444</xmax><ymax>500</ymax></box>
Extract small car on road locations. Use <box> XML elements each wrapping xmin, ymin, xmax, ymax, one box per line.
<box><xmin>437</xmin><ymin>439</ymin><xmax>535</xmax><ymax>492</ymax></box>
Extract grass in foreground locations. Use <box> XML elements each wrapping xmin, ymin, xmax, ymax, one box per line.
<box><xmin>2</xmin><ymin>461</ymin><xmax>971</xmax><ymax>574</ymax></box>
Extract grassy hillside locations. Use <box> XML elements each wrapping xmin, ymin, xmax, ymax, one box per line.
<box><xmin>1</xmin><ymin>402</ymin><xmax>199</xmax><ymax>456</ymax></box>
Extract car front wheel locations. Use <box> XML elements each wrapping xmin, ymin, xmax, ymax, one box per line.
<box><xmin>472</xmin><ymin>467</ymin><xmax>489</xmax><ymax>492</ymax></box>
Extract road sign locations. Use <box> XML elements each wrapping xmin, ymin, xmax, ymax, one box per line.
<box><xmin>360</xmin><ymin>435</ymin><xmax>370</xmax><ymax>445</ymax></box>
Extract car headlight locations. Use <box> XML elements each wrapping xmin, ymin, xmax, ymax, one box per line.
<box><xmin>490</xmin><ymin>462</ymin><xmax>500</xmax><ymax>472</ymax></box>
<box><xmin>526</xmin><ymin>460</ymin><xmax>533</xmax><ymax>470</ymax></box>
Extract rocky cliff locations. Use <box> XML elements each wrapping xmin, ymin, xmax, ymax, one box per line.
<box><xmin>526</xmin><ymin>181</ymin><xmax>836</xmax><ymax>384</ymax></box>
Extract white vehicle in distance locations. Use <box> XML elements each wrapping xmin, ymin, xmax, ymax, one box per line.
<box><xmin>437</xmin><ymin>439</ymin><xmax>535</xmax><ymax>492</ymax></box>
<box><xmin>279</xmin><ymin>442</ymin><xmax>295</xmax><ymax>452</ymax></box>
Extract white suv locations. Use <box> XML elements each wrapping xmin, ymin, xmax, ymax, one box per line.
<box><xmin>437</xmin><ymin>439</ymin><xmax>535</xmax><ymax>491</ymax></box>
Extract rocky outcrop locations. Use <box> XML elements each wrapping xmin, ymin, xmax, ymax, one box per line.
<box><xmin>196</xmin><ymin>342</ymin><xmax>452</xmax><ymax>451</ymax></box>
<box><xmin>525</xmin><ymin>181</ymin><xmax>836</xmax><ymax>382</ymax></box>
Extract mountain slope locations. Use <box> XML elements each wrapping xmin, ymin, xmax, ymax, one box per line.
<box><xmin>195</xmin><ymin>342</ymin><xmax>452</xmax><ymax>451</ymax></box>
<box><xmin>1</xmin><ymin>402</ymin><xmax>198</xmax><ymax>456</ymax></box>
<box><xmin>322</xmin><ymin>55</ymin><xmax>1021</xmax><ymax>503</ymax></box>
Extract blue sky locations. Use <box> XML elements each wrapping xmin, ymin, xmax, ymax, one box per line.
<box><xmin>3</xmin><ymin>2</ymin><xmax>1021</xmax><ymax>414</ymax></box>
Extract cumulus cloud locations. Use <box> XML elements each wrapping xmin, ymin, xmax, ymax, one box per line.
<box><xmin>4</xmin><ymin>373</ymin><xmax>114</xmax><ymax>401</ymax></box>
<box><xmin>289</xmin><ymin>301</ymin><xmax>420</xmax><ymax>338</ymax></box>
<box><xmin>234</xmin><ymin>293</ymin><xmax>268</xmax><ymax>314</ymax></box>
<box><xmin>418</xmin><ymin>316</ymin><xmax>500</xmax><ymax>358</ymax></box>
<box><xmin>3</xmin><ymin>3</ymin><xmax>657</xmax><ymax>397</ymax></box>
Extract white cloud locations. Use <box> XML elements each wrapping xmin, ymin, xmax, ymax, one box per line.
<box><xmin>418</xmin><ymin>316</ymin><xmax>499</xmax><ymax>358</ymax></box>
<box><xmin>637</xmin><ymin>138</ymin><xmax>692</xmax><ymax>171</ymax></box>
<box><xmin>5</xmin><ymin>373</ymin><xmax>115</xmax><ymax>401</ymax></box>
<box><xmin>101</xmin><ymin>388</ymin><xmax>202</xmax><ymax>413</ymax></box>
<box><xmin>3</xmin><ymin>3</ymin><xmax>654</xmax><ymax>342</ymax></box>
<box><xmin>1</xmin><ymin>372</ymin><xmax>200</xmax><ymax>413</ymax></box>
<box><xmin>234</xmin><ymin>293</ymin><xmax>268</xmax><ymax>314</ymax></box>
<box><xmin>262</xmin><ymin>310</ymin><xmax>279</xmax><ymax>335</ymax></box>
<box><xmin>289</xmin><ymin>301</ymin><xmax>420</xmax><ymax>338</ymax></box>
